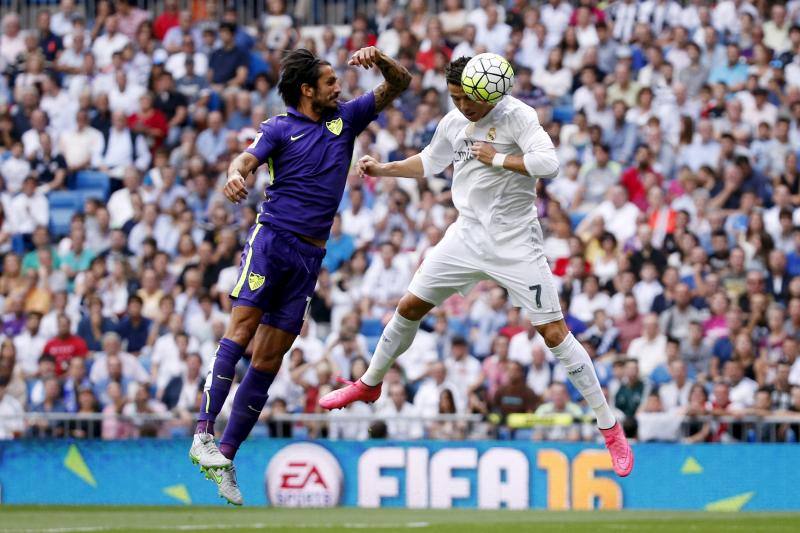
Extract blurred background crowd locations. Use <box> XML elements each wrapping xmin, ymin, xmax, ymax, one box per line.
<box><xmin>2</xmin><ymin>0</ymin><xmax>800</xmax><ymax>444</ymax></box>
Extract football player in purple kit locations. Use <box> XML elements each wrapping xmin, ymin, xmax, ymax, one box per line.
<box><xmin>189</xmin><ymin>46</ymin><xmax>410</xmax><ymax>505</ymax></box>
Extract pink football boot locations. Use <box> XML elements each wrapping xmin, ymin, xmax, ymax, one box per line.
<box><xmin>600</xmin><ymin>422</ymin><xmax>634</xmax><ymax>477</ymax></box>
<box><xmin>318</xmin><ymin>377</ymin><xmax>382</xmax><ymax>410</ymax></box>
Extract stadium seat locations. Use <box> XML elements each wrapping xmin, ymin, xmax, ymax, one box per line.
<box><xmin>366</xmin><ymin>335</ymin><xmax>381</xmax><ymax>354</ymax></box>
<box><xmin>74</xmin><ymin>170</ymin><xmax>110</xmax><ymax>197</ymax></box>
<box><xmin>48</xmin><ymin>191</ymin><xmax>83</xmax><ymax>236</ymax></box>
<box><xmin>79</xmin><ymin>188</ymin><xmax>108</xmax><ymax>205</ymax></box>
<box><xmin>360</xmin><ymin>318</ymin><xmax>384</xmax><ymax>337</ymax></box>
<box><xmin>49</xmin><ymin>207</ymin><xmax>75</xmax><ymax>236</ymax></box>
<box><xmin>552</xmin><ymin>106</ymin><xmax>575</xmax><ymax>124</ymax></box>
<box><xmin>248</xmin><ymin>51</ymin><xmax>271</xmax><ymax>84</ymax></box>
<box><xmin>47</xmin><ymin>190</ymin><xmax>82</xmax><ymax>211</ymax></box>
<box><xmin>447</xmin><ymin>318</ymin><xmax>470</xmax><ymax>339</ymax></box>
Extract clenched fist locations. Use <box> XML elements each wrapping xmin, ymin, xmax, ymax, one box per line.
<box><xmin>356</xmin><ymin>155</ymin><xmax>383</xmax><ymax>177</ymax></box>
<box><xmin>348</xmin><ymin>47</ymin><xmax>383</xmax><ymax>69</ymax></box>
<box><xmin>224</xmin><ymin>170</ymin><xmax>248</xmax><ymax>204</ymax></box>
<box><xmin>469</xmin><ymin>141</ymin><xmax>497</xmax><ymax>165</ymax></box>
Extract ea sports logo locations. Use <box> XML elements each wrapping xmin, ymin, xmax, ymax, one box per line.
<box><xmin>265</xmin><ymin>443</ymin><xmax>343</xmax><ymax>507</ymax></box>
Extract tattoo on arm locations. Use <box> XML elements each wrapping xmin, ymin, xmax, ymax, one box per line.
<box><xmin>373</xmin><ymin>52</ymin><xmax>412</xmax><ymax>112</ymax></box>
<box><xmin>232</xmin><ymin>152</ymin><xmax>260</xmax><ymax>178</ymax></box>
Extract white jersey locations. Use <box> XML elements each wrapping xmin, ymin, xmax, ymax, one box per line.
<box><xmin>419</xmin><ymin>95</ymin><xmax>558</xmax><ymax>250</ymax></box>
<box><xmin>410</xmin><ymin>96</ymin><xmax>564</xmax><ymax>325</ymax></box>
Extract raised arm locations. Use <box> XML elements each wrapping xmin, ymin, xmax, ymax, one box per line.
<box><xmin>349</xmin><ymin>47</ymin><xmax>411</xmax><ymax>112</ymax></box>
<box><xmin>356</xmin><ymin>154</ymin><xmax>425</xmax><ymax>179</ymax></box>
<box><xmin>224</xmin><ymin>151</ymin><xmax>261</xmax><ymax>204</ymax></box>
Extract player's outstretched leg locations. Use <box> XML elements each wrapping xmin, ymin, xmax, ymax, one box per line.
<box><xmin>189</xmin><ymin>306</ymin><xmax>263</xmax><ymax>505</ymax></box>
<box><xmin>190</xmin><ymin>338</ymin><xmax>245</xmax><ymax>470</ymax></box>
<box><xmin>319</xmin><ymin>294</ymin><xmax>432</xmax><ymax>409</ymax></box>
<box><xmin>208</xmin><ymin>365</ymin><xmax>276</xmax><ymax>506</ymax></box>
<box><xmin>538</xmin><ymin>320</ymin><xmax>634</xmax><ymax>477</ymax></box>
<box><xmin>211</xmin><ymin>323</ymin><xmax>291</xmax><ymax>505</ymax></box>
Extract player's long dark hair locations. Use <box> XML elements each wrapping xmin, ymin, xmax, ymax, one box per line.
<box><xmin>445</xmin><ymin>56</ymin><xmax>471</xmax><ymax>85</ymax></box>
<box><xmin>278</xmin><ymin>49</ymin><xmax>330</xmax><ymax>108</ymax></box>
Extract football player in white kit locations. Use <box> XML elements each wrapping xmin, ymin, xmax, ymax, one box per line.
<box><xmin>319</xmin><ymin>57</ymin><xmax>633</xmax><ymax>477</ymax></box>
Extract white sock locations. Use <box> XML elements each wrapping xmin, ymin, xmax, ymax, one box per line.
<box><xmin>549</xmin><ymin>333</ymin><xmax>616</xmax><ymax>429</ymax></box>
<box><xmin>361</xmin><ymin>312</ymin><xmax>421</xmax><ymax>386</ymax></box>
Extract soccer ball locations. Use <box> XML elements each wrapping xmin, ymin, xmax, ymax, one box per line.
<box><xmin>460</xmin><ymin>53</ymin><xmax>515</xmax><ymax>105</ymax></box>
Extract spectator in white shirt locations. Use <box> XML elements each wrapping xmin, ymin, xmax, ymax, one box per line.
<box><xmin>540</xmin><ymin>0</ymin><xmax>572</xmax><ymax>48</ymax></box>
<box><xmin>658</xmin><ymin>359</ymin><xmax>692</xmax><ymax>412</ymax></box>
<box><xmin>99</xmin><ymin>111</ymin><xmax>151</xmax><ymax>178</ymax></box>
<box><xmin>0</xmin><ymin>378</ymin><xmax>24</xmax><ymax>440</ymax></box>
<box><xmin>165</xmin><ymin>35</ymin><xmax>208</xmax><ymax>80</ymax></box>
<box><xmin>150</xmin><ymin>316</ymin><xmax>199</xmax><ymax>393</ymax></box>
<box><xmin>107</xmin><ymin>167</ymin><xmax>140</xmax><ymax>229</ymax></box>
<box><xmin>21</xmin><ymin>109</ymin><xmax>52</xmax><ymax>159</ymax></box>
<box><xmin>9</xmin><ymin>176</ymin><xmax>48</xmax><ymax>238</ymax></box>
<box><xmin>475</xmin><ymin>4</ymin><xmax>511</xmax><ymax>55</ymax></box>
<box><xmin>56</xmin><ymin>29</ymin><xmax>86</xmax><ymax>78</ymax></box>
<box><xmin>340</xmin><ymin>187</ymin><xmax>375</xmax><ymax>249</ymax></box>
<box><xmin>763</xmin><ymin>4</ymin><xmax>791</xmax><ymax>54</ymax></box>
<box><xmin>50</xmin><ymin>0</ymin><xmax>78</xmax><ymax>37</ymax></box>
<box><xmin>0</xmin><ymin>13</ymin><xmax>26</xmax><ymax>66</ymax></box>
<box><xmin>526</xmin><ymin>344</ymin><xmax>565</xmax><ymax>397</ymax></box>
<box><xmin>534</xmin><ymin>48</ymin><xmax>573</xmax><ymax>102</ymax></box>
<box><xmin>0</xmin><ymin>142</ymin><xmax>31</xmax><ymax>194</ymax></box>
<box><xmin>128</xmin><ymin>203</ymin><xmax>174</xmax><ymax>256</ymax></box>
<box><xmin>574</xmin><ymin>6</ymin><xmax>599</xmax><ymax>49</ymax></box>
<box><xmin>468</xmin><ymin>0</ymin><xmax>504</xmax><ymax>36</ymax></box>
<box><xmin>163</xmin><ymin>11</ymin><xmax>197</xmax><ymax>53</ymax></box>
<box><xmin>39</xmin><ymin>74</ymin><xmax>76</xmax><ymax>137</ymax></box>
<box><xmin>724</xmin><ymin>359</ymin><xmax>758</xmax><ymax>408</ymax></box>
<box><xmin>360</xmin><ymin>241</ymin><xmax>411</xmax><ymax>318</ymax></box>
<box><xmin>741</xmin><ymin>88</ymin><xmax>778</xmax><ymax>129</ymax></box>
<box><xmin>13</xmin><ymin>311</ymin><xmax>48</xmax><ymax>378</ymax></box>
<box><xmin>452</xmin><ymin>24</ymin><xmax>478</xmax><ymax>59</ymax></box>
<box><xmin>89</xmin><ymin>332</ymin><xmax>148</xmax><ymax>386</ymax></box>
<box><xmin>577</xmin><ymin>185</ymin><xmax>641</xmax><ymax>244</ymax></box>
<box><xmin>395</xmin><ymin>328</ymin><xmax>438</xmax><ymax>385</ymax></box>
<box><xmin>443</xmin><ymin>337</ymin><xmax>482</xmax><ymax>403</ymax></box>
<box><xmin>509</xmin><ymin>322</ymin><xmax>552</xmax><ymax>366</ymax></box>
<box><xmin>58</xmin><ymin>109</ymin><xmax>104</xmax><ymax>172</ymax></box>
<box><xmin>638</xmin><ymin>0</ymin><xmax>682</xmax><ymax>35</ymax></box>
<box><xmin>632</xmin><ymin>262</ymin><xmax>663</xmax><ymax>314</ymax></box>
<box><xmin>469</xmin><ymin>286</ymin><xmax>508</xmax><ymax>358</ymax></box>
<box><xmin>376</xmin><ymin>382</ymin><xmax>424</xmax><ymax>439</ymax></box>
<box><xmin>108</xmin><ymin>70</ymin><xmax>146</xmax><ymax>116</ymax></box>
<box><xmin>569</xmin><ymin>274</ymin><xmax>611</xmax><ymax>323</ymax></box>
<box><xmin>91</xmin><ymin>15</ymin><xmax>130</xmax><ymax>70</ymax></box>
<box><xmin>627</xmin><ymin>313</ymin><xmax>668</xmax><ymax>378</ymax></box>
<box><xmin>414</xmin><ymin>361</ymin><xmax>464</xmax><ymax>416</ymax></box>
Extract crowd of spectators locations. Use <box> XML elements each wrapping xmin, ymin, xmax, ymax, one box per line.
<box><xmin>3</xmin><ymin>0</ymin><xmax>800</xmax><ymax>443</ymax></box>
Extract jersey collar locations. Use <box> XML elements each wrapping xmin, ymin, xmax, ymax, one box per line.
<box><xmin>287</xmin><ymin>105</ymin><xmax>338</xmax><ymax>123</ymax></box>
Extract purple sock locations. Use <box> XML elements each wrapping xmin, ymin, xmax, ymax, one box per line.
<box><xmin>219</xmin><ymin>366</ymin><xmax>276</xmax><ymax>460</ymax></box>
<box><xmin>196</xmin><ymin>338</ymin><xmax>245</xmax><ymax>435</ymax></box>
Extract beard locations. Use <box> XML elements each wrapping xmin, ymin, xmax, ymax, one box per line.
<box><xmin>311</xmin><ymin>94</ymin><xmax>339</xmax><ymax>114</ymax></box>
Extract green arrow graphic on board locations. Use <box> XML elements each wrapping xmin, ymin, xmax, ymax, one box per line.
<box><xmin>63</xmin><ymin>444</ymin><xmax>97</xmax><ymax>487</ymax></box>
<box><xmin>704</xmin><ymin>492</ymin><xmax>755</xmax><ymax>512</ymax></box>
<box><xmin>681</xmin><ymin>457</ymin><xmax>703</xmax><ymax>474</ymax></box>
<box><xmin>163</xmin><ymin>484</ymin><xmax>192</xmax><ymax>505</ymax></box>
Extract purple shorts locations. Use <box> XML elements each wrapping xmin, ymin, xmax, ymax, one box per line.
<box><xmin>230</xmin><ymin>223</ymin><xmax>326</xmax><ymax>334</ymax></box>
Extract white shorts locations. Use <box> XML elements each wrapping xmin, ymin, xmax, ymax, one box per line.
<box><xmin>408</xmin><ymin>222</ymin><xmax>563</xmax><ymax>326</ymax></box>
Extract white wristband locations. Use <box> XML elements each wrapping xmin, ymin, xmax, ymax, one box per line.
<box><xmin>492</xmin><ymin>153</ymin><xmax>507</xmax><ymax>168</ymax></box>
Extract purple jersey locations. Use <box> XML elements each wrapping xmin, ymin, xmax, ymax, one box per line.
<box><xmin>246</xmin><ymin>92</ymin><xmax>377</xmax><ymax>240</ymax></box>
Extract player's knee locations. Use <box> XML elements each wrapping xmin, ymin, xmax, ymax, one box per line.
<box><xmin>225</xmin><ymin>321</ymin><xmax>259</xmax><ymax>347</ymax></box>
<box><xmin>397</xmin><ymin>293</ymin><xmax>432</xmax><ymax>321</ymax></box>
<box><xmin>250</xmin><ymin>349</ymin><xmax>283</xmax><ymax>373</ymax></box>
<box><xmin>536</xmin><ymin>320</ymin><xmax>569</xmax><ymax>348</ymax></box>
